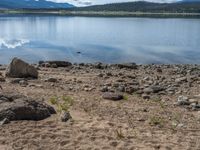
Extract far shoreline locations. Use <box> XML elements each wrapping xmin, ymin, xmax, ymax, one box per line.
<box><xmin>0</xmin><ymin>10</ymin><xmax>200</xmax><ymax>18</ymax></box>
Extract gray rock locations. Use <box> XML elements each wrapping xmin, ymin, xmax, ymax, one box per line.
<box><xmin>143</xmin><ymin>87</ymin><xmax>153</xmax><ymax>94</ymax></box>
<box><xmin>117</xmin><ymin>86</ymin><xmax>125</xmax><ymax>92</ymax></box>
<box><xmin>175</xmin><ymin>77</ymin><xmax>187</xmax><ymax>83</ymax></box>
<box><xmin>143</xmin><ymin>86</ymin><xmax>164</xmax><ymax>94</ymax></box>
<box><xmin>115</xmin><ymin>63</ymin><xmax>137</xmax><ymax>69</ymax></box>
<box><xmin>45</xmin><ymin>78</ymin><xmax>58</xmax><ymax>83</ymax></box>
<box><xmin>100</xmin><ymin>86</ymin><xmax>109</xmax><ymax>92</ymax></box>
<box><xmin>0</xmin><ymin>77</ymin><xmax>5</xmax><ymax>82</ymax></box>
<box><xmin>125</xmin><ymin>86</ymin><xmax>139</xmax><ymax>94</ymax></box>
<box><xmin>102</xmin><ymin>92</ymin><xmax>123</xmax><ymax>101</ymax></box>
<box><xmin>191</xmin><ymin>103</ymin><xmax>200</xmax><ymax>111</ymax></box>
<box><xmin>19</xmin><ymin>80</ymin><xmax>28</xmax><ymax>86</ymax></box>
<box><xmin>9</xmin><ymin>78</ymin><xmax>25</xmax><ymax>84</ymax></box>
<box><xmin>51</xmin><ymin>63</ymin><xmax>58</xmax><ymax>68</ymax></box>
<box><xmin>0</xmin><ymin>93</ymin><xmax>56</xmax><ymax>122</ymax></box>
<box><xmin>39</xmin><ymin>61</ymin><xmax>72</xmax><ymax>68</ymax></box>
<box><xmin>142</xmin><ymin>94</ymin><xmax>150</xmax><ymax>100</ymax></box>
<box><xmin>5</xmin><ymin>58</ymin><xmax>38</xmax><ymax>78</ymax></box>
<box><xmin>150</xmin><ymin>85</ymin><xmax>165</xmax><ymax>93</ymax></box>
<box><xmin>0</xmin><ymin>118</ymin><xmax>10</xmax><ymax>126</ymax></box>
<box><xmin>93</xmin><ymin>62</ymin><xmax>106</xmax><ymax>69</ymax></box>
<box><xmin>177</xmin><ymin>96</ymin><xmax>191</xmax><ymax>106</ymax></box>
<box><xmin>60</xmin><ymin>111</ymin><xmax>72</xmax><ymax>122</ymax></box>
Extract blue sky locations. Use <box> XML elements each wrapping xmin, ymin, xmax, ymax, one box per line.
<box><xmin>48</xmin><ymin>0</ymin><xmax>180</xmax><ymax>6</ymax></box>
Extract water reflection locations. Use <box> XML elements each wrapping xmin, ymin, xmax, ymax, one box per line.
<box><xmin>0</xmin><ymin>15</ymin><xmax>200</xmax><ymax>64</ymax></box>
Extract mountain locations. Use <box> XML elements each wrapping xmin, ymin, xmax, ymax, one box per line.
<box><xmin>0</xmin><ymin>0</ymin><xmax>74</xmax><ymax>9</ymax></box>
<box><xmin>69</xmin><ymin>1</ymin><xmax>200</xmax><ymax>13</ymax></box>
<box><xmin>181</xmin><ymin>0</ymin><xmax>200</xmax><ymax>2</ymax></box>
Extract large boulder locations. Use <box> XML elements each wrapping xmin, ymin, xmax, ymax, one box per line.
<box><xmin>0</xmin><ymin>93</ymin><xmax>56</xmax><ymax>122</ymax></box>
<box><xmin>5</xmin><ymin>58</ymin><xmax>38</xmax><ymax>78</ymax></box>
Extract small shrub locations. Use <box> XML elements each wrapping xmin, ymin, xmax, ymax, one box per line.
<box><xmin>115</xmin><ymin>128</ymin><xmax>125</xmax><ymax>139</ymax></box>
<box><xmin>49</xmin><ymin>96</ymin><xmax>58</xmax><ymax>105</ymax></box>
<box><xmin>149</xmin><ymin>116</ymin><xmax>164</xmax><ymax>127</ymax></box>
<box><xmin>49</xmin><ymin>95</ymin><xmax>74</xmax><ymax>113</ymax></box>
<box><xmin>123</xmin><ymin>95</ymin><xmax>128</xmax><ymax>100</ymax></box>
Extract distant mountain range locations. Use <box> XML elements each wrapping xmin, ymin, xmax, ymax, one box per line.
<box><xmin>69</xmin><ymin>1</ymin><xmax>200</xmax><ymax>13</ymax></box>
<box><xmin>0</xmin><ymin>0</ymin><xmax>200</xmax><ymax>13</ymax></box>
<box><xmin>0</xmin><ymin>0</ymin><xmax>74</xmax><ymax>9</ymax></box>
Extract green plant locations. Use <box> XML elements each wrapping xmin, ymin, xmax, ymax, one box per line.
<box><xmin>149</xmin><ymin>116</ymin><xmax>164</xmax><ymax>127</ymax></box>
<box><xmin>158</xmin><ymin>101</ymin><xmax>166</xmax><ymax>109</ymax></box>
<box><xmin>115</xmin><ymin>128</ymin><xmax>125</xmax><ymax>139</ymax></box>
<box><xmin>49</xmin><ymin>96</ymin><xmax>74</xmax><ymax>113</ymax></box>
<box><xmin>123</xmin><ymin>95</ymin><xmax>128</xmax><ymax>101</ymax></box>
<box><xmin>170</xmin><ymin>113</ymin><xmax>182</xmax><ymax>131</ymax></box>
<box><xmin>49</xmin><ymin>96</ymin><xmax>58</xmax><ymax>105</ymax></box>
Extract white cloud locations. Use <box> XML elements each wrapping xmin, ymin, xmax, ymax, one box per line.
<box><xmin>47</xmin><ymin>0</ymin><xmax>179</xmax><ymax>6</ymax></box>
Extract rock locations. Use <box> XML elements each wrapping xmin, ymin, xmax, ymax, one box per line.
<box><xmin>0</xmin><ymin>77</ymin><xmax>5</xmax><ymax>82</ymax></box>
<box><xmin>100</xmin><ymin>86</ymin><xmax>109</xmax><ymax>92</ymax></box>
<box><xmin>45</xmin><ymin>78</ymin><xmax>58</xmax><ymax>83</ymax></box>
<box><xmin>106</xmin><ymin>72</ymin><xmax>113</xmax><ymax>77</ymax></box>
<box><xmin>0</xmin><ymin>118</ymin><xmax>10</xmax><ymax>126</ymax></box>
<box><xmin>5</xmin><ymin>58</ymin><xmax>38</xmax><ymax>78</ymax></box>
<box><xmin>102</xmin><ymin>92</ymin><xmax>123</xmax><ymax>101</ymax></box>
<box><xmin>0</xmin><ymin>93</ymin><xmax>56</xmax><ymax>122</ymax></box>
<box><xmin>19</xmin><ymin>80</ymin><xmax>28</xmax><ymax>86</ymax></box>
<box><xmin>166</xmin><ymin>87</ymin><xmax>177</xmax><ymax>94</ymax></box>
<box><xmin>191</xmin><ymin>103</ymin><xmax>200</xmax><ymax>111</ymax></box>
<box><xmin>177</xmin><ymin>96</ymin><xmax>191</xmax><ymax>106</ymax></box>
<box><xmin>175</xmin><ymin>77</ymin><xmax>187</xmax><ymax>83</ymax></box>
<box><xmin>193</xmin><ymin>95</ymin><xmax>200</xmax><ymax>99</ymax></box>
<box><xmin>93</xmin><ymin>62</ymin><xmax>106</xmax><ymax>69</ymax></box>
<box><xmin>125</xmin><ymin>86</ymin><xmax>139</xmax><ymax>94</ymax></box>
<box><xmin>51</xmin><ymin>63</ymin><xmax>58</xmax><ymax>68</ymax></box>
<box><xmin>84</xmin><ymin>87</ymin><xmax>93</xmax><ymax>92</ymax></box>
<box><xmin>143</xmin><ymin>87</ymin><xmax>153</xmax><ymax>94</ymax></box>
<box><xmin>117</xmin><ymin>86</ymin><xmax>125</xmax><ymax>92</ymax></box>
<box><xmin>9</xmin><ymin>78</ymin><xmax>25</xmax><ymax>84</ymax></box>
<box><xmin>143</xmin><ymin>86</ymin><xmax>164</xmax><ymax>94</ymax></box>
<box><xmin>156</xmin><ymin>68</ymin><xmax>162</xmax><ymax>73</ymax></box>
<box><xmin>142</xmin><ymin>94</ymin><xmax>150</xmax><ymax>100</ymax></box>
<box><xmin>39</xmin><ymin>61</ymin><xmax>72</xmax><ymax>68</ymax></box>
<box><xmin>150</xmin><ymin>85</ymin><xmax>165</xmax><ymax>93</ymax></box>
<box><xmin>189</xmin><ymin>99</ymin><xmax>198</xmax><ymax>104</ymax></box>
<box><xmin>114</xmin><ymin>63</ymin><xmax>137</xmax><ymax>69</ymax></box>
<box><xmin>60</xmin><ymin>111</ymin><xmax>72</xmax><ymax>122</ymax></box>
<box><xmin>97</xmin><ymin>73</ymin><xmax>104</xmax><ymax>77</ymax></box>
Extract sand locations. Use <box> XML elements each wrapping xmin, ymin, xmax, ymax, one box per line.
<box><xmin>0</xmin><ymin>64</ymin><xmax>200</xmax><ymax>150</ymax></box>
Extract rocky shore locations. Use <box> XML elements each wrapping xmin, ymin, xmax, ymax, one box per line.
<box><xmin>0</xmin><ymin>58</ymin><xmax>200</xmax><ymax>150</ymax></box>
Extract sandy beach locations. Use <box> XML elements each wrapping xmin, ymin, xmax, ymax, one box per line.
<box><xmin>0</xmin><ymin>61</ymin><xmax>199</xmax><ymax>150</ymax></box>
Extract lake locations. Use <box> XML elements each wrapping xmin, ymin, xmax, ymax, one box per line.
<box><xmin>0</xmin><ymin>15</ymin><xmax>200</xmax><ymax>64</ymax></box>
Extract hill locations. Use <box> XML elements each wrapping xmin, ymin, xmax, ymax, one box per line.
<box><xmin>0</xmin><ymin>0</ymin><xmax>74</xmax><ymax>9</ymax></box>
<box><xmin>69</xmin><ymin>1</ymin><xmax>200</xmax><ymax>13</ymax></box>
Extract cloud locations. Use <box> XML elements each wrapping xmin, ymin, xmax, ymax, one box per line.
<box><xmin>47</xmin><ymin>0</ymin><xmax>92</xmax><ymax>6</ymax></box>
<box><xmin>47</xmin><ymin>0</ymin><xmax>179</xmax><ymax>6</ymax></box>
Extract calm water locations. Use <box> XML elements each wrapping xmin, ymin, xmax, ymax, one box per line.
<box><xmin>0</xmin><ymin>15</ymin><xmax>200</xmax><ymax>64</ymax></box>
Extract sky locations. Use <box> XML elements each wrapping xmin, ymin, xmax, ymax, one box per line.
<box><xmin>47</xmin><ymin>0</ymin><xmax>180</xmax><ymax>6</ymax></box>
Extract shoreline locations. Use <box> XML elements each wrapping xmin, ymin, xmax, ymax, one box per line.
<box><xmin>0</xmin><ymin>10</ymin><xmax>200</xmax><ymax>18</ymax></box>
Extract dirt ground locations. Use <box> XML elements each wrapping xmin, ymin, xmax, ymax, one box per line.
<box><xmin>0</xmin><ymin>64</ymin><xmax>200</xmax><ymax>150</ymax></box>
